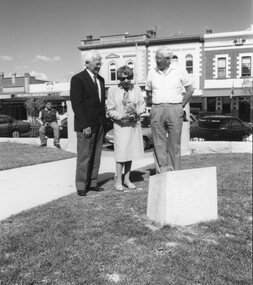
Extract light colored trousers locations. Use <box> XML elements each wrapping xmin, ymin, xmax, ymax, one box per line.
<box><xmin>39</xmin><ymin>122</ymin><xmax>60</xmax><ymax>144</ymax></box>
<box><xmin>150</xmin><ymin>103</ymin><xmax>184</xmax><ymax>173</ymax></box>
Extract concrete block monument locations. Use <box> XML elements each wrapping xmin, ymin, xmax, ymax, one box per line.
<box><xmin>147</xmin><ymin>167</ymin><xmax>217</xmax><ymax>226</ymax></box>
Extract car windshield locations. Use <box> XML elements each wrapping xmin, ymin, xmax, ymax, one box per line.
<box><xmin>0</xmin><ymin>116</ymin><xmax>14</xmax><ymax>123</ymax></box>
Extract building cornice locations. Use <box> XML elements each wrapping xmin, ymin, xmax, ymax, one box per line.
<box><xmin>78</xmin><ymin>34</ymin><xmax>204</xmax><ymax>51</ymax></box>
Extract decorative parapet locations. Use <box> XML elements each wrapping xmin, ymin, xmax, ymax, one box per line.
<box><xmin>79</xmin><ymin>34</ymin><xmax>204</xmax><ymax>50</ymax></box>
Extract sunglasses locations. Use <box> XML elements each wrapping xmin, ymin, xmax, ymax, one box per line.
<box><xmin>155</xmin><ymin>56</ymin><xmax>170</xmax><ymax>62</ymax></box>
<box><xmin>119</xmin><ymin>76</ymin><xmax>133</xmax><ymax>81</ymax></box>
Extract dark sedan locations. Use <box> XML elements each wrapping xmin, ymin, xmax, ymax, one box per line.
<box><xmin>0</xmin><ymin>114</ymin><xmax>31</xmax><ymax>137</ymax></box>
<box><xmin>190</xmin><ymin>115</ymin><xmax>252</xmax><ymax>141</ymax></box>
<box><xmin>46</xmin><ymin>117</ymin><xmax>113</xmax><ymax>139</ymax></box>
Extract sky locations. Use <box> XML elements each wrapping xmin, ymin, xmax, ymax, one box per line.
<box><xmin>0</xmin><ymin>0</ymin><xmax>252</xmax><ymax>83</ymax></box>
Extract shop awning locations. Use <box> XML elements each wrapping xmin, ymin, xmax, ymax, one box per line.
<box><xmin>203</xmin><ymin>88</ymin><xmax>251</xmax><ymax>97</ymax></box>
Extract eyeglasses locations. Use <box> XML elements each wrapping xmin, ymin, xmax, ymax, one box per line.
<box><xmin>155</xmin><ymin>56</ymin><xmax>170</xmax><ymax>62</ymax></box>
<box><xmin>119</xmin><ymin>76</ymin><xmax>133</xmax><ymax>81</ymax></box>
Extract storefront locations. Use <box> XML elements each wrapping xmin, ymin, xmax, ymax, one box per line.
<box><xmin>203</xmin><ymin>88</ymin><xmax>252</xmax><ymax>122</ymax></box>
<box><xmin>0</xmin><ymin>94</ymin><xmax>68</xmax><ymax>121</ymax></box>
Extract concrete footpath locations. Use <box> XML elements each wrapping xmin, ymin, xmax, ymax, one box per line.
<box><xmin>0</xmin><ymin>147</ymin><xmax>154</xmax><ymax>221</ymax></box>
<box><xmin>0</xmin><ymin>139</ymin><xmax>252</xmax><ymax>221</ymax></box>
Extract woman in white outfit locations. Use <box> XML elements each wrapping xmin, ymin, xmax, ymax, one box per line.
<box><xmin>107</xmin><ymin>66</ymin><xmax>146</xmax><ymax>191</ymax></box>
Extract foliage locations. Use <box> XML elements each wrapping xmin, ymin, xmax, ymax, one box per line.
<box><xmin>24</xmin><ymin>98</ymin><xmax>45</xmax><ymax>120</ymax></box>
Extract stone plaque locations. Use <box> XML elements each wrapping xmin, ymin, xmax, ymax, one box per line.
<box><xmin>147</xmin><ymin>167</ymin><xmax>217</xmax><ymax>226</ymax></box>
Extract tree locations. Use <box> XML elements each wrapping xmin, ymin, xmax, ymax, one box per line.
<box><xmin>24</xmin><ymin>97</ymin><xmax>45</xmax><ymax>123</ymax></box>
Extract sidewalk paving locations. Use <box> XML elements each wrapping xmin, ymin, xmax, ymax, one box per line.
<box><xmin>0</xmin><ymin>140</ymin><xmax>252</xmax><ymax>221</ymax></box>
<box><xmin>0</xmin><ymin>150</ymin><xmax>154</xmax><ymax>221</ymax></box>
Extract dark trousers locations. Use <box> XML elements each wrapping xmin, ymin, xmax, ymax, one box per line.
<box><xmin>75</xmin><ymin>123</ymin><xmax>104</xmax><ymax>191</ymax></box>
<box><xmin>151</xmin><ymin>104</ymin><xmax>184</xmax><ymax>173</ymax></box>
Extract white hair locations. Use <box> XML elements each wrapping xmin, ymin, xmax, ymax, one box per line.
<box><xmin>84</xmin><ymin>50</ymin><xmax>102</xmax><ymax>64</ymax></box>
<box><xmin>156</xmin><ymin>47</ymin><xmax>173</xmax><ymax>58</ymax></box>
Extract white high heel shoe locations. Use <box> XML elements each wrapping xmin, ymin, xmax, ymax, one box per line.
<box><xmin>124</xmin><ymin>181</ymin><xmax>136</xmax><ymax>189</ymax></box>
<box><xmin>115</xmin><ymin>183</ymin><xmax>124</xmax><ymax>191</ymax></box>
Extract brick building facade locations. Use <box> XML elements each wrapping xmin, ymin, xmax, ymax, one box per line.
<box><xmin>79</xmin><ymin>26</ymin><xmax>252</xmax><ymax>121</ymax></box>
<box><xmin>203</xmin><ymin>26</ymin><xmax>253</xmax><ymax>122</ymax></box>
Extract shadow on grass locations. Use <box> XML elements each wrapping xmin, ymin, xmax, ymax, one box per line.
<box><xmin>98</xmin><ymin>170</ymin><xmax>151</xmax><ymax>185</ymax></box>
<box><xmin>130</xmin><ymin>170</ymin><xmax>147</xmax><ymax>182</ymax></box>
<box><xmin>145</xmin><ymin>167</ymin><xmax>156</xmax><ymax>176</ymax></box>
<box><xmin>98</xmin><ymin>172</ymin><xmax>115</xmax><ymax>186</ymax></box>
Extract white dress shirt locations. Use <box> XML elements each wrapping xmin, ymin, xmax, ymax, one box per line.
<box><xmin>86</xmin><ymin>68</ymin><xmax>101</xmax><ymax>101</ymax></box>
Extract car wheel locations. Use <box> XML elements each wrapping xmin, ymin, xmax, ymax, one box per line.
<box><xmin>12</xmin><ymin>130</ymin><xmax>20</xmax><ymax>138</ymax></box>
<box><xmin>143</xmin><ymin>136</ymin><xmax>150</xmax><ymax>150</ymax></box>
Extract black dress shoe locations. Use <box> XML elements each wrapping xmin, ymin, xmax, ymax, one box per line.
<box><xmin>54</xmin><ymin>143</ymin><xmax>61</xmax><ymax>149</ymax></box>
<box><xmin>77</xmin><ymin>190</ymin><xmax>87</xmax><ymax>196</ymax></box>
<box><xmin>88</xmin><ymin>187</ymin><xmax>104</xmax><ymax>192</ymax></box>
<box><xmin>39</xmin><ymin>144</ymin><xmax>47</xmax><ymax>147</ymax></box>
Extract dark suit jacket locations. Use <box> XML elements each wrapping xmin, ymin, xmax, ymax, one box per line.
<box><xmin>70</xmin><ymin>69</ymin><xmax>106</xmax><ymax>132</ymax></box>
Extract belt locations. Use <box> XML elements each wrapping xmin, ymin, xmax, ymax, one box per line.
<box><xmin>152</xmin><ymin>103</ymin><xmax>182</xmax><ymax>106</ymax></box>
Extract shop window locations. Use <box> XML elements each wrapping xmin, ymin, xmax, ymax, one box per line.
<box><xmin>109</xmin><ymin>62</ymin><xmax>117</xmax><ymax>81</ymax></box>
<box><xmin>185</xmin><ymin>54</ymin><xmax>193</xmax><ymax>74</ymax></box>
<box><xmin>241</xmin><ymin>56</ymin><xmax>251</xmax><ymax>77</ymax></box>
<box><xmin>207</xmin><ymin>97</ymin><xmax>216</xmax><ymax>112</ymax></box>
<box><xmin>217</xmin><ymin>58</ymin><xmax>226</xmax><ymax>78</ymax></box>
<box><xmin>222</xmin><ymin>96</ymin><xmax>231</xmax><ymax>114</ymax></box>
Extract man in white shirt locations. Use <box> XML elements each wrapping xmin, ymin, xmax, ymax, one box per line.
<box><xmin>146</xmin><ymin>47</ymin><xmax>194</xmax><ymax>173</ymax></box>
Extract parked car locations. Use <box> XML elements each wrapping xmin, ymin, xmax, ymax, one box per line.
<box><xmin>29</xmin><ymin>116</ymin><xmax>68</xmax><ymax>138</ymax></box>
<box><xmin>190</xmin><ymin>113</ymin><xmax>197</xmax><ymax>124</ymax></box>
<box><xmin>46</xmin><ymin>117</ymin><xmax>113</xmax><ymax>140</ymax></box>
<box><xmin>190</xmin><ymin>115</ymin><xmax>252</xmax><ymax>141</ymax></box>
<box><xmin>105</xmin><ymin>114</ymin><xmax>153</xmax><ymax>150</ymax></box>
<box><xmin>0</xmin><ymin>114</ymin><xmax>31</xmax><ymax>137</ymax></box>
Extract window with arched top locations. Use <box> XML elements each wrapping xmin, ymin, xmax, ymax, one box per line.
<box><xmin>109</xmin><ymin>62</ymin><xmax>117</xmax><ymax>81</ymax></box>
<box><xmin>185</xmin><ymin>54</ymin><xmax>193</xmax><ymax>74</ymax></box>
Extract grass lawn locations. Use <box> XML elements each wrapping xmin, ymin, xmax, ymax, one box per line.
<box><xmin>0</xmin><ymin>152</ymin><xmax>252</xmax><ymax>284</ymax></box>
<box><xmin>0</xmin><ymin>142</ymin><xmax>76</xmax><ymax>171</ymax></box>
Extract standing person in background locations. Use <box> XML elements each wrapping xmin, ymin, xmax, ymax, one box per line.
<box><xmin>145</xmin><ymin>47</ymin><xmax>194</xmax><ymax>173</ymax></box>
<box><xmin>107</xmin><ymin>66</ymin><xmax>146</xmax><ymax>191</ymax></box>
<box><xmin>38</xmin><ymin>100</ymin><xmax>61</xmax><ymax>148</ymax></box>
<box><xmin>70</xmin><ymin>50</ymin><xmax>106</xmax><ymax>197</ymax></box>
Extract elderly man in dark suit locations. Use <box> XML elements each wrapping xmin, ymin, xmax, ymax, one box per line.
<box><xmin>70</xmin><ymin>50</ymin><xmax>106</xmax><ymax>196</ymax></box>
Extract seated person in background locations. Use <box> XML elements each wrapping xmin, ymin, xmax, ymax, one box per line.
<box><xmin>38</xmin><ymin>101</ymin><xmax>61</xmax><ymax>148</ymax></box>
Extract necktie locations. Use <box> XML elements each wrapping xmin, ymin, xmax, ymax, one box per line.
<box><xmin>94</xmin><ymin>75</ymin><xmax>98</xmax><ymax>92</ymax></box>
<box><xmin>94</xmin><ymin>75</ymin><xmax>101</xmax><ymax>101</ymax></box>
